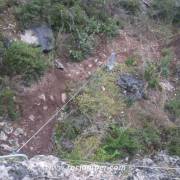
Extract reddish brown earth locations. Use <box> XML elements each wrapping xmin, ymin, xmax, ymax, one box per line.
<box><xmin>13</xmin><ymin>31</ymin><xmax>161</xmax><ymax>157</ymax></box>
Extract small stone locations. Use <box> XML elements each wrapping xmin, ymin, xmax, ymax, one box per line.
<box><xmin>88</xmin><ymin>64</ymin><xmax>93</xmax><ymax>68</ymax></box>
<box><xmin>61</xmin><ymin>93</ymin><xmax>67</xmax><ymax>103</ymax></box>
<box><xmin>54</xmin><ymin>60</ymin><xmax>64</xmax><ymax>70</ymax></box>
<box><xmin>0</xmin><ymin>144</ymin><xmax>15</xmax><ymax>152</ymax></box>
<box><xmin>4</xmin><ymin>124</ymin><xmax>13</xmax><ymax>134</ymax></box>
<box><xmin>43</xmin><ymin>106</ymin><xmax>48</xmax><ymax>110</ymax></box>
<box><xmin>50</xmin><ymin>95</ymin><xmax>54</xmax><ymax>101</ymax></box>
<box><xmin>61</xmin><ymin>139</ymin><xmax>74</xmax><ymax>152</ymax></box>
<box><xmin>0</xmin><ymin>131</ymin><xmax>8</xmax><ymax>141</ymax></box>
<box><xmin>38</xmin><ymin>94</ymin><xmax>46</xmax><ymax>101</ymax></box>
<box><xmin>20</xmin><ymin>30</ymin><xmax>39</xmax><ymax>46</ymax></box>
<box><xmin>8</xmin><ymin>138</ymin><xmax>19</xmax><ymax>149</ymax></box>
<box><xmin>101</xmin><ymin>86</ymin><xmax>106</xmax><ymax>91</ymax></box>
<box><xmin>0</xmin><ymin>122</ymin><xmax>5</xmax><ymax>127</ymax></box>
<box><xmin>29</xmin><ymin>115</ymin><xmax>35</xmax><ymax>121</ymax></box>
<box><xmin>14</xmin><ymin>128</ymin><xmax>24</xmax><ymax>136</ymax></box>
<box><xmin>160</xmin><ymin>81</ymin><xmax>175</xmax><ymax>92</ymax></box>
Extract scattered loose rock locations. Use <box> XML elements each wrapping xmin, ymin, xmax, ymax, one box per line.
<box><xmin>54</xmin><ymin>59</ymin><xmax>65</xmax><ymax>70</ymax></box>
<box><xmin>20</xmin><ymin>25</ymin><xmax>55</xmax><ymax>53</ymax></box>
<box><xmin>29</xmin><ymin>115</ymin><xmax>35</xmax><ymax>121</ymax></box>
<box><xmin>61</xmin><ymin>93</ymin><xmax>67</xmax><ymax>103</ymax></box>
<box><xmin>118</xmin><ymin>74</ymin><xmax>145</xmax><ymax>100</ymax></box>
<box><xmin>38</xmin><ymin>94</ymin><xmax>46</xmax><ymax>101</ymax></box>
<box><xmin>20</xmin><ymin>30</ymin><xmax>39</xmax><ymax>46</ymax></box>
<box><xmin>160</xmin><ymin>80</ymin><xmax>175</xmax><ymax>92</ymax></box>
<box><xmin>0</xmin><ymin>152</ymin><xmax>179</xmax><ymax>180</ymax></box>
<box><xmin>14</xmin><ymin>128</ymin><xmax>24</xmax><ymax>137</ymax></box>
<box><xmin>33</xmin><ymin>25</ymin><xmax>55</xmax><ymax>53</ymax></box>
<box><xmin>0</xmin><ymin>131</ymin><xmax>8</xmax><ymax>141</ymax></box>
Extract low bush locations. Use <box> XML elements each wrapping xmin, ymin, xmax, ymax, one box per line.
<box><xmin>15</xmin><ymin>0</ymin><xmax>121</xmax><ymax>61</ymax></box>
<box><xmin>75</xmin><ymin>68</ymin><xmax>125</xmax><ymax>118</ymax></box>
<box><xmin>163</xmin><ymin>127</ymin><xmax>180</xmax><ymax>156</ymax></box>
<box><xmin>149</xmin><ymin>0</ymin><xmax>179</xmax><ymax>24</ymax></box>
<box><xmin>125</xmin><ymin>56</ymin><xmax>137</xmax><ymax>67</ymax></box>
<box><xmin>165</xmin><ymin>94</ymin><xmax>180</xmax><ymax>118</ymax></box>
<box><xmin>94</xmin><ymin>126</ymin><xmax>140</xmax><ymax>161</ymax></box>
<box><xmin>0</xmin><ymin>88</ymin><xmax>19</xmax><ymax>121</ymax></box>
<box><xmin>2</xmin><ymin>41</ymin><xmax>47</xmax><ymax>85</ymax></box>
<box><xmin>144</xmin><ymin>62</ymin><xmax>159</xmax><ymax>88</ymax></box>
<box><xmin>118</xmin><ymin>0</ymin><xmax>140</xmax><ymax>15</ymax></box>
<box><xmin>15</xmin><ymin>0</ymin><xmax>51</xmax><ymax>28</ymax></box>
<box><xmin>94</xmin><ymin>125</ymin><xmax>162</xmax><ymax>161</ymax></box>
<box><xmin>0</xmin><ymin>0</ymin><xmax>6</xmax><ymax>12</ymax></box>
<box><xmin>160</xmin><ymin>48</ymin><xmax>173</xmax><ymax>78</ymax></box>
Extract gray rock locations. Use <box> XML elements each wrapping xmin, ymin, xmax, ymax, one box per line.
<box><xmin>8</xmin><ymin>138</ymin><xmax>19</xmax><ymax>150</ymax></box>
<box><xmin>61</xmin><ymin>138</ymin><xmax>74</xmax><ymax>152</ymax></box>
<box><xmin>33</xmin><ymin>25</ymin><xmax>55</xmax><ymax>53</ymax></box>
<box><xmin>106</xmin><ymin>52</ymin><xmax>116</xmax><ymax>71</ymax></box>
<box><xmin>0</xmin><ymin>152</ymin><xmax>179</xmax><ymax>180</ymax></box>
<box><xmin>3</xmin><ymin>123</ymin><xmax>13</xmax><ymax>135</ymax></box>
<box><xmin>20</xmin><ymin>30</ymin><xmax>39</xmax><ymax>46</ymax></box>
<box><xmin>0</xmin><ymin>144</ymin><xmax>15</xmax><ymax>152</ymax></box>
<box><xmin>14</xmin><ymin>128</ymin><xmax>24</xmax><ymax>137</ymax></box>
<box><xmin>54</xmin><ymin>59</ymin><xmax>64</xmax><ymax>70</ymax></box>
<box><xmin>0</xmin><ymin>131</ymin><xmax>8</xmax><ymax>141</ymax></box>
<box><xmin>20</xmin><ymin>25</ymin><xmax>54</xmax><ymax>53</ymax></box>
<box><xmin>117</xmin><ymin>74</ymin><xmax>145</xmax><ymax>100</ymax></box>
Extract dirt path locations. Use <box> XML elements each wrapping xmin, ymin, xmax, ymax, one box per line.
<box><xmin>15</xmin><ymin>31</ymin><xmax>160</xmax><ymax>157</ymax></box>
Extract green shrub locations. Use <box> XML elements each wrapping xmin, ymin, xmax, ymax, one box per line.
<box><xmin>15</xmin><ymin>0</ymin><xmax>121</xmax><ymax>61</ymax></box>
<box><xmin>3</xmin><ymin>41</ymin><xmax>47</xmax><ymax>85</ymax></box>
<box><xmin>95</xmin><ymin>126</ymin><xmax>140</xmax><ymax>161</ymax></box>
<box><xmin>149</xmin><ymin>0</ymin><xmax>178</xmax><ymax>23</ymax></box>
<box><xmin>160</xmin><ymin>48</ymin><xmax>173</xmax><ymax>78</ymax></box>
<box><xmin>125</xmin><ymin>56</ymin><xmax>137</xmax><ymax>66</ymax></box>
<box><xmin>136</xmin><ymin>126</ymin><xmax>161</xmax><ymax>153</ymax></box>
<box><xmin>163</xmin><ymin>127</ymin><xmax>180</xmax><ymax>156</ymax></box>
<box><xmin>0</xmin><ymin>39</ymin><xmax>5</xmax><ymax>64</ymax></box>
<box><xmin>165</xmin><ymin>94</ymin><xmax>180</xmax><ymax>118</ymax></box>
<box><xmin>0</xmin><ymin>88</ymin><xmax>19</xmax><ymax>120</ymax></box>
<box><xmin>75</xmin><ymin>68</ymin><xmax>124</xmax><ymax>118</ymax></box>
<box><xmin>15</xmin><ymin>0</ymin><xmax>51</xmax><ymax>28</ymax></box>
<box><xmin>118</xmin><ymin>0</ymin><xmax>140</xmax><ymax>15</ymax></box>
<box><xmin>94</xmin><ymin>125</ymin><xmax>162</xmax><ymax>161</ymax></box>
<box><xmin>144</xmin><ymin>62</ymin><xmax>159</xmax><ymax>88</ymax></box>
<box><xmin>69</xmin><ymin>31</ymin><xmax>95</xmax><ymax>61</ymax></box>
<box><xmin>0</xmin><ymin>0</ymin><xmax>6</xmax><ymax>12</ymax></box>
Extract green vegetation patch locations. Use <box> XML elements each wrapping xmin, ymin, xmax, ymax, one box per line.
<box><xmin>0</xmin><ymin>88</ymin><xmax>19</xmax><ymax>121</ymax></box>
<box><xmin>95</xmin><ymin>125</ymin><xmax>180</xmax><ymax>162</ymax></box>
<box><xmin>2</xmin><ymin>41</ymin><xmax>47</xmax><ymax>85</ymax></box>
<box><xmin>94</xmin><ymin>125</ymin><xmax>161</xmax><ymax>162</ymax></box>
<box><xmin>75</xmin><ymin>66</ymin><xmax>125</xmax><ymax>118</ymax></box>
<box><xmin>117</xmin><ymin>0</ymin><xmax>140</xmax><ymax>15</ymax></box>
<box><xmin>149</xmin><ymin>0</ymin><xmax>179</xmax><ymax>24</ymax></box>
<box><xmin>15</xmin><ymin>0</ymin><xmax>121</xmax><ymax>61</ymax></box>
<box><xmin>144</xmin><ymin>62</ymin><xmax>160</xmax><ymax>89</ymax></box>
<box><xmin>166</xmin><ymin>93</ymin><xmax>180</xmax><ymax>119</ymax></box>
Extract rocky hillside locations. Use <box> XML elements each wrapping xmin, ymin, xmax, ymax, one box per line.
<box><xmin>0</xmin><ymin>152</ymin><xmax>180</xmax><ymax>180</ymax></box>
<box><xmin>0</xmin><ymin>0</ymin><xmax>180</xmax><ymax>179</ymax></box>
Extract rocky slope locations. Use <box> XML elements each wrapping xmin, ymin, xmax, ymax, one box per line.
<box><xmin>0</xmin><ymin>152</ymin><xmax>179</xmax><ymax>180</ymax></box>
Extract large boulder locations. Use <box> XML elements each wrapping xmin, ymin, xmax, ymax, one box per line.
<box><xmin>20</xmin><ymin>25</ymin><xmax>55</xmax><ymax>53</ymax></box>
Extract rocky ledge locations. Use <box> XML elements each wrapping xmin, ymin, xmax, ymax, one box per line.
<box><xmin>0</xmin><ymin>152</ymin><xmax>179</xmax><ymax>180</ymax></box>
